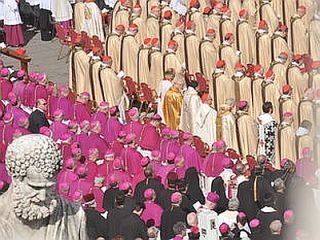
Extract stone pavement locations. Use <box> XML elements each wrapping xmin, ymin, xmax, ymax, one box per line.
<box><xmin>1</xmin><ymin>33</ymin><xmax>69</xmax><ymax>86</ymax></box>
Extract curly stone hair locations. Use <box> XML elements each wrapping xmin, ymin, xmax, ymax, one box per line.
<box><xmin>5</xmin><ymin>134</ymin><xmax>63</xmax><ymax>179</ymax></box>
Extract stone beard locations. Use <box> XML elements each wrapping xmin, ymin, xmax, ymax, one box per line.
<box><xmin>12</xmin><ymin>181</ymin><xmax>58</xmax><ymax>221</ymax></box>
<box><xmin>0</xmin><ymin>134</ymin><xmax>88</xmax><ymax>240</ymax></box>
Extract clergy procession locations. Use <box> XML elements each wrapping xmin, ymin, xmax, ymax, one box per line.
<box><xmin>1</xmin><ymin>0</ymin><xmax>320</xmax><ymax>239</ymax></box>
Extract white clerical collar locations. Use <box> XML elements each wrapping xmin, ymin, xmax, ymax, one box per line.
<box><xmin>281</xmin><ymin>122</ymin><xmax>290</xmax><ymax>127</ymax></box>
<box><xmin>222</xmin><ymin>41</ymin><xmax>231</xmax><ymax>46</ymax></box>
<box><xmin>264</xmin><ymin>79</ymin><xmax>274</xmax><ymax>84</ymax></box>
<box><xmin>215</xmin><ymin>68</ymin><xmax>224</xmax><ymax>74</ymax></box>
<box><xmin>131</xmin><ymin>13</ymin><xmax>138</xmax><ymax>19</ymax></box>
<box><xmin>234</xmin><ymin>71</ymin><xmax>244</xmax><ymax>77</ymax></box>
<box><xmin>185</xmin><ymin>29</ymin><xmax>194</xmax><ymax>34</ymax></box>
<box><xmin>261</xmin><ymin>206</ymin><xmax>276</xmax><ymax>212</ymax></box>
<box><xmin>152</xmin><ymin>46</ymin><xmax>160</xmax><ymax>51</ymax></box>
<box><xmin>292</xmin><ymin>62</ymin><xmax>300</xmax><ymax>67</ymax></box>
<box><xmin>254</xmin><ymin>73</ymin><xmax>263</xmax><ymax>78</ymax></box>
<box><xmin>257</xmin><ymin>29</ymin><xmax>267</xmax><ymax>34</ymax></box>
<box><xmin>166</xmin><ymin>48</ymin><xmax>175</xmax><ymax>53</ymax></box>
<box><xmin>34</xmin><ymin>107</ymin><xmax>44</xmax><ymax>113</ymax></box>
<box><xmin>296</xmin><ymin>127</ymin><xmax>309</xmax><ymax>137</ymax></box>
<box><xmin>112</xmin><ymin>30</ymin><xmax>120</xmax><ymax>36</ymax></box>
<box><xmin>91</xmin><ymin>55</ymin><xmax>100</xmax><ymax>61</ymax></box>
<box><xmin>204</xmin><ymin>36</ymin><xmax>212</xmax><ymax>41</ymax></box>
<box><xmin>175</xmin><ymin>29</ymin><xmax>183</xmax><ymax>34</ymax></box>
<box><xmin>275</xmin><ymin>57</ymin><xmax>284</xmax><ymax>63</ymax></box>
<box><xmin>281</xmin><ymin>94</ymin><xmax>291</xmax><ymax>99</ymax></box>
<box><xmin>150</xmin><ymin>13</ymin><xmax>157</xmax><ymax>18</ymax></box>
<box><xmin>126</xmin><ymin>31</ymin><xmax>135</xmax><ymax>36</ymax></box>
<box><xmin>191</xmin><ymin>7</ymin><xmax>199</xmax><ymax>12</ymax></box>
<box><xmin>222</xmin><ymin>15</ymin><xmax>230</xmax><ymax>20</ymax></box>
<box><xmin>162</xmin><ymin>19</ymin><xmax>170</xmax><ymax>24</ymax></box>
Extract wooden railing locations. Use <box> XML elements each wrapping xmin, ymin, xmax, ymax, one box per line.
<box><xmin>0</xmin><ymin>48</ymin><xmax>31</xmax><ymax>74</ymax></box>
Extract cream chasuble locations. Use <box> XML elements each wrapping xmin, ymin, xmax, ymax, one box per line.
<box><xmin>212</xmin><ymin>73</ymin><xmax>235</xmax><ymax>111</ymax></box>
<box><xmin>171</xmin><ymin>31</ymin><xmax>186</xmax><ymax>64</ymax></box>
<box><xmin>287</xmin><ymin>65</ymin><xmax>308</xmax><ymax>105</ymax></box>
<box><xmin>160</xmin><ymin>22</ymin><xmax>174</xmax><ymax>53</ymax></box>
<box><xmin>207</xmin><ymin>13</ymin><xmax>221</xmax><ymax>43</ymax></box>
<box><xmin>279</xmin><ymin>94</ymin><xmax>299</xmax><ymax>129</ymax></box>
<box><xmin>220</xmin><ymin>110</ymin><xmax>239</xmax><ymax>152</ymax></box>
<box><xmin>194</xmin><ymin>103</ymin><xmax>217</xmax><ymax>146</ymax></box>
<box><xmin>146</xmin><ymin>16</ymin><xmax>160</xmax><ymax>39</ymax></box>
<box><xmin>236</xmin><ymin>111</ymin><xmax>258</xmax><ymax>157</ymax></box>
<box><xmin>91</xmin><ymin>60</ymin><xmax>105</xmax><ymax>104</ymax></box>
<box><xmin>74</xmin><ymin>2</ymin><xmax>85</xmax><ymax>33</ymax></box>
<box><xmin>232</xmin><ymin>75</ymin><xmax>253</xmax><ymax>115</ymax></box>
<box><xmin>298</xmin><ymin>99</ymin><xmax>314</xmax><ymax>128</ymax></box>
<box><xmin>236</xmin><ymin>20</ymin><xmax>256</xmax><ymax>65</ymax></box>
<box><xmin>179</xmin><ymin>87</ymin><xmax>202</xmax><ymax>133</ymax></box>
<box><xmin>242</xmin><ymin>0</ymin><xmax>258</xmax><ymax>28</ymax></box>
<box><xmin>149</xmin><ymin>48</ymin><xmax>164</xmax><ymax>89</ymax></box>
<box><xmin>100</xmin><ymin>66</ymin><xmax>128</xmax><ymax>109</ymax></box>
<box><xmin>256</xmin><ymin>32</ymin><xmax>272</xmax><ymax>70</ymax></box>
<box><xmin>199</xmin><ymin>40</ymin><xmax>218</xmax><ymax>81</ymax></box>
<box><xmin>297</xmin><ymin>134</ymin><xmax>314</xmax><ymax>159</ymax></box>
<box><xmin>120</xmin><ymin>34</ymin><xmax>140</xmax><ymax>82</ymax></box>
<box><xmin>259</xmin><ymin>3</ymin><xmax>279</xmax><ymax>34</ymax></box>
<box><xmin>290</xmin><ymin>16</ymin><xmax>309</xmax><ymax>55</ymax></box>
<box><xmin>190</xmin><ymin>10</ymin><xmax>207</xmax><ymax>39</ymax></box>
<box><xmin>252</xmin><ymin>76</ymin><xmax>264</xmax><ymax>120</ymax></box>
<box><xmin>279</xmin><ymin>123</ymin><xmax>297</xmax><ymax>161</ymax></box>
<box><xmin>114</xmin><ymin>7</ymin><xmax>130</xmax><ymax>30</ymax></box>
<box><xmin>312</xmin><ymin>73</ymin><xmax>320</xmax><ymax>89</ymax></box>
<box><xmin>185</xmin><ymin>32</ymin><xmax>201</xmax><ymax>75</ymax></box>
<box><xmin>310</xmin><ymin>20</ymin><xmax>320</xmax><ymax>61</ymax></box>
<box><xmin>132</xmin><ymin>17</ymin><xmax>146</xmax><ymax>45</ymax></box>
<box><xmin>271</xmin><ymin>34</ymin><xmax>291</xmax><ymax>62</ymax></box>
<box><xmin>137</xmin><ymin>47</ymin><xmax>151</xmax><ymax>85</ymax></box>
<box><xmin>106</xmin><ymin>34</ymin><xmax>122</xmax><ymax>72</ymax></box>
<box><xmin>219</xmin><ymin>44</ymin><xmax>239</xmax><ymax>77</ymax></box>
<box><xmin>71</xmin><ymin>50</ymin><xmax>91</xmax><ymax>96</ymax></box>
<box><xmin>83</xmin><ymin>2</ymin><xmax>105</xmax><ymax>41</ymax></box>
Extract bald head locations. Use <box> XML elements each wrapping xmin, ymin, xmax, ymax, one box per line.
<box><xmin>187</xmin><ymin>212</ymin><xmax>198</xmax><ymax>227</ymax></box>
<box><xmin>270</xmin><ymin>220</ymin><xmax>282</xmax><ymax>235</ymax></box>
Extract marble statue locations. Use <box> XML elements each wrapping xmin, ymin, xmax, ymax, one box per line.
<box><xmin>0</xmin><ymin>134</ymin><xmax>88</xmax><ymax>240</ymax></box>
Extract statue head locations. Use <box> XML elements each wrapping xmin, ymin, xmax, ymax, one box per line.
<box><xmin>5</xmin><ymin>134</ymin><xmax>63</xmax><ymax>221</ymax></box>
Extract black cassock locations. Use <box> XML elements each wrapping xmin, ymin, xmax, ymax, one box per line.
<box><xmin>237</xmin><ymin>175</ymin><xmax>273</xmax><ymax>220</ymax></box>
<box><xmin>134</xmin><ymin>178</ymin><xmax>164</xmax><ymax>204</ymax></box>
<box><xmin>107</xmin><ymin>206</ymin><xmax>131</xmax><ymax>239</ymax></box>
<box><xmin>256</xmin><ymin>208</ymin><xmax>281</xmax><ymax>238</ymax></box>
<box><xmin>124</xmin><ymin>195</ymin><xmax>136</xmax><ymax>212</ymax></box>
<box><xmin>160</xmin><ymin>206</ymin><xmax>187</xmax><ymax>240</ymax></box>
<box><xmin>158</xmin><ymin>188</ymin><xmax>175</xmax><ymax>210</ymax></box>
<box><xmin>84</xmin><ymin>208</ymin><xmax>108</xmax><ymax>240</ymax></box>
<box><xmin>180</xmin><ymin>193</ymin><xmax>196</xmax><ymax>214</ymax></box>
<box><xmin>119</xmin><ymin>213</ymin><xmax>148</xmax><ymax>240</ymax></box>
<box><xmin>237</xmin><ymin>180</ymin><xmax>258</xmax><ymax>221</ymax></box>
<box><xmin>211</xmin><ymin>177</ymin><xmax>229</xmax><ymax>214</ymax></box>
<box><xmin>102</xmin><ymin>187</ymin><xmax>119</xmax><ymax>211</ymax></box>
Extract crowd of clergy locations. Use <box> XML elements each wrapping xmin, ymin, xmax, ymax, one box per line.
<box><xmin>1</xmin><ymin>0</ymin><xmax>320</xmax><ymax>239</ymax></box>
